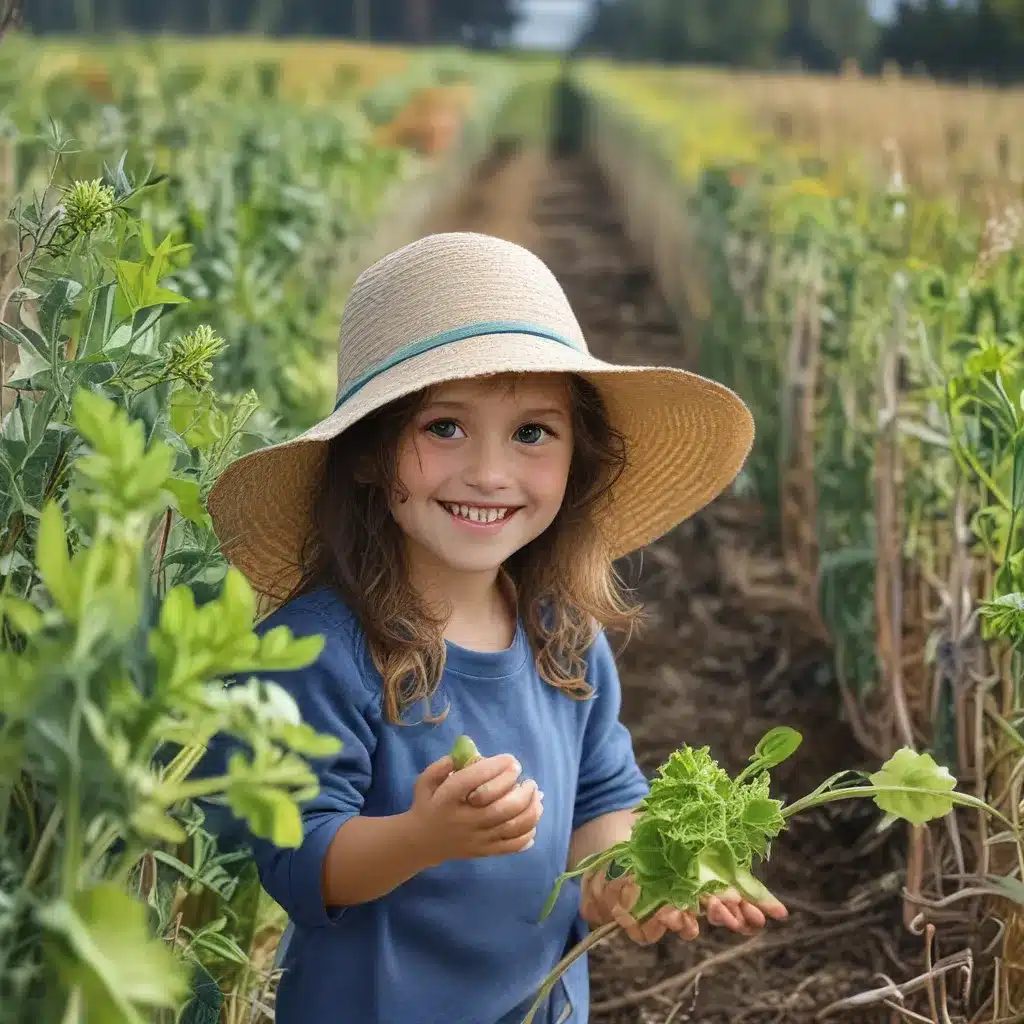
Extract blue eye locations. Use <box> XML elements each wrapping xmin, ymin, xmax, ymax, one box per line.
<box><xmin>515</xmin><ymin>424</ymin><xmax>547</xmax><ymax>444</ymax></box>
<box><xmin>426</xmin><ymin>420</ymin><xmax>463</xmax><ymax>439</ymax></box>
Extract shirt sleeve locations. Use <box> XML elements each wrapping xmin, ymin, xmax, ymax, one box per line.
<box><xmin>572</xmin><ymin>631</ymin><xmax>650</xmax><ymax>832</ymax></box>
<box><xmin>196</xmin><ymin>599</ymin><xmax>381</xmax><ymax>929</ymax></box>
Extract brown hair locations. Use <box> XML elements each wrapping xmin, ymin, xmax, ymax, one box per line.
<box><xmin>288</xmin><ymin>373</ymin><xmax>641</xmax><ymax>724</ymax></box>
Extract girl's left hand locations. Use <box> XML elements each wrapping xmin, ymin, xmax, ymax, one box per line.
<box><xmin>580</xmin><ymin>868</ymin><xmax>788</xmax><ymax>946</ymax></box>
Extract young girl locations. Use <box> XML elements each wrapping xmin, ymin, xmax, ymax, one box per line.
<box><xmin>203</xmin><ymin>232</ymin><xmax>788</xmax><ymax>1024</ymax></box>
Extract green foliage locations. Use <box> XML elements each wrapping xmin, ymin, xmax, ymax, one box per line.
<box><xmin>525</xmin><ymin>733</ymin><xmax>1009</xmax><ymax>1022</ymax></box>
<box><xmin>0</xmin><ymin>383</ymin><xmax>341</xmax><ymax>1021</ymax></box>
<box><xmin>1</xmin><ymin>43</ymin><xmax>522</xmax><ymax>1024</ymax></box>
<box><xmin>3</xmin><ymin>45</ymin><xmax>414</xmax><ymax>429</ymax></box>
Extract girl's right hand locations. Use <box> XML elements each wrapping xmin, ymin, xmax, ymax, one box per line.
<box><xmin>407</xmin><ymin>753</ymin><xmax>543</xmax><ymax>866</ymax></box>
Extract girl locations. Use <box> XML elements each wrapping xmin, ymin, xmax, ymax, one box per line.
<box><xmin>203</xmin><ymin>232</ymin><xmax>788</xmax><ymax>1024</ymax></box>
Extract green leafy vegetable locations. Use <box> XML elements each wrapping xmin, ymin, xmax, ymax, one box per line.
<box><xmin>523</xmin><ymin>731</ymin><xmax>1010</xmax><ymax>1024</ymax></box>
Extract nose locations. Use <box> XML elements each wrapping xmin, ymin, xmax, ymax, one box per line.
<box><xmin>463</xmin><ymin>431</ymin><xmax>514</xmax><ymax>493</ymax></box>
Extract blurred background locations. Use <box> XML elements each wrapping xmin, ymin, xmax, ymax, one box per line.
<box><xmin>16</xmin><ymin>0</ymin><xmax>1024</xmax><ymax>81</ymax></box>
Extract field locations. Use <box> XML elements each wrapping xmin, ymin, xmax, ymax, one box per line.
<box><xmin>2</xmin><ymin>34</ymin><xmax>1023</xmax><ymax>1024</ymax></box>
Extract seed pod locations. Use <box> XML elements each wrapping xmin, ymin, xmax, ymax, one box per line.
<box><xmin>451</xmin><ymin>735</ymin><xmax>482</xmax><ymax>771</ymax></box>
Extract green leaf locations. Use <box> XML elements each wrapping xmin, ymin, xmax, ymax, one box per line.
<box><xmin>0</xmin><ymin>595</ymin><xmax>44</xmax><ymax>636</ymax></box>
<box><xmin>751</xmin><ymin>727</ymin><xmax>802</xmax><ymax>770</ymax></box>
<box><xmin>985</xmin><ymin>875</ymin><xmax>1024</xmax><ymax>907</ymax></box>
<box><xmin>164</xmin><ymin>478</ymin><xmax>210</xmax><ymax>528</ymax></box>
<box><xmin>71</xmin><ymin>388</ymin><xmax>116</xmax><ymax>450</ymax></box>
<box><xmin>131</xmin><ymin>803</ymin><xmax>188</xmax><ymax>845</ymax></box>
<box><xmin>226</xmin><ymin>784</ymin><xmax>303</xmax><ymax>849</ymax></box>
<box><xmin>741</xmin><ymin>798</ymin><xmax>785</xmax><ymax>833</ymax></box>
<box><xmin>37</xmin><ymin>884</ymin><xmax>188</xmax><ymax>1024</ymax></box>
<box><xmin>39</xmin><ymin>276</ymin><xmax>84</xmax><ymax>344</ymax></box>
<box><xmin>36</xmin><ymin>501</ymin><xmax>76</xmax><ymax>617</ymax></box>
<box><xmin>868</xmin><ymin>748</ymin><xmax>957</xmax><ymax>826</ymax></box>
<box><xmin>0</xmin><ymin>319</ymin><xmax>49</xmax><ymax>362</ymax></box>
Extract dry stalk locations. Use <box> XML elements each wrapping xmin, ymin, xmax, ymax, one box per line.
<box><xmin>779</xmin><ymin>252</ymin><xmax>824</xmax><ymax>627</ymax></box>
<box><xmin>817</xmin><ymin>945</ymin><xmax>972</xmax><ymax>1020</ymax></box>
<box><xmin>590</xmin><ymin>916</ymin><xmax>887</xmax><ymax>1015</ymax></box>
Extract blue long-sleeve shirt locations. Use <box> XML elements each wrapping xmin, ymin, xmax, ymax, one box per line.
<box><xmin>198</xmin><ymin>586</ymin><xmax>650</xmax><ymax>1024</ymax></box>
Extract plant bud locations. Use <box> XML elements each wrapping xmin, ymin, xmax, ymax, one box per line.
<box><xmin>451</xmin><ymin>735</ymin><xmax>482</xmax><ymax>771</ymax></box>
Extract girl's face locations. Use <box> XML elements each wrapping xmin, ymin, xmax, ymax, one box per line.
<box><xmin>391</xmin><ymin>374</ymin><xmax>574</xmax><ymax>583</ymax></box>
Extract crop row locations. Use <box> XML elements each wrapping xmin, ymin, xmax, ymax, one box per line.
<box><xmin>573</xmin><ymin>60</ymin><xmax>1024</xmax><ymax>1015</ymax></box>
<box><xmin>0</xmin><ymin>41</ymin><xmax>524</xmax><ymax>1023</ymax></box>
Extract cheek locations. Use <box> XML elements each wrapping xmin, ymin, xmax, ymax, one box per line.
<box><xmin>394</xmin><ymin>437</ymin><xmax>449</xmax><ymax>501</ymax></box>
<box><xmin>529</xmin><ymin>450</ymin><xmax>573</xmax><ymax>507</ymax></box>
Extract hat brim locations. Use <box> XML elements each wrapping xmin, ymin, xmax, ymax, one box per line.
<box><xmin>206</xmin><ymin>332</ymin><xmax>754</xmax><ymax>600</ymax></box>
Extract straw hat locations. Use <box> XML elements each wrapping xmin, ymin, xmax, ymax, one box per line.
<box><xmin>207</xmin><ymin>232</ymin><xmax>754</xmax><ymax>601</ymax></box>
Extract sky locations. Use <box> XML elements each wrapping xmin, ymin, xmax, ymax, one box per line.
<box><xmin>511</xmin><ymin>0</ymin><xmax>900</xmax><ymax>50</ymax></box>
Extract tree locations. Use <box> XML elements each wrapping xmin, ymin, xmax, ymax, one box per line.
<box><xmin>580</xmin><ymin>0</ymin><xmax>789</xmax><ymax>66</ymax></box>
<box><xmin>22</xmin><ymin>0</ymin><xmax>521</xmax><ymax>41</ymax></box>
<box><xmin>780</xmin><ymin>0</ymin><xmax>877</xmax><ymax>70</ymax></box>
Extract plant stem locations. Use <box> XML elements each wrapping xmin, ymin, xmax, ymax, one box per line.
<box><xmin>520</xmin><ymin>921</ymin><xmax>619</xmax><ymax>1024</ymax></box>
<box><xmin>782</xmin><ymin>784</ymin><xmax>1016</xmax><ymax>830</ymax></box>
<box><xmin>23</xmin><ymin>804</ymin><xmax>64</xmax><ymax>889</ymax></box>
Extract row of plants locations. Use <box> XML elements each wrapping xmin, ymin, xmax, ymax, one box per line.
<box><xmin>4</xmin><ymin>38</ymin><xmax>512</xmax><ymax>430</ymax></box>
<box><xmin>573</xmin><ymin>59</ymin><xmax>1024</xmax><ymax>1018</ymax></box>
<box><xmin>0</xmin><ymin>40</ymin><xmax>521</xmax><ymax>1023</ymax></box>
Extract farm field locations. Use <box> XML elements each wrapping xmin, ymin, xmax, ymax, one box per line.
<box><xmin>1</xmin><ymin>34</ymin><xmax>1023</xmax><ymax>1024</ymax></box>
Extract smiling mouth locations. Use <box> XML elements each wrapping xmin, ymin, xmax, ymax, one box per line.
<box><xmin>439</xmin><ymin>502</ymin><xmax>519</xmax><ymax>525</ymax></box>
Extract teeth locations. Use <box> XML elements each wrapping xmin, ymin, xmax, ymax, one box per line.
<box><xmin>444</xmin><ymin>503</ymin><xmax>510</xmax><ymax>523</ymax></box>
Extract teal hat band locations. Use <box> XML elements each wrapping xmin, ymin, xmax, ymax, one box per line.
<box><xmin>332</xmin><ymin>319</ymin><xmax>582</xmax><ymax>412</ymax></box>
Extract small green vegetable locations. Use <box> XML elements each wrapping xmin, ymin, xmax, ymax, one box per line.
<box><xmin>451</xmin><ymin>735</ymin><xmax>482</xmax><ymax>771</ymax></box>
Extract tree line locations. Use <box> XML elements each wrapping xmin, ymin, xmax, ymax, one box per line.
<box><xmin>579</xmin><ymin>0</ymin><xmax>1024</xmax><ymax>82</ymax></box>
<box><xmin>20</xmin><ymin>0</ymin><xmax>1024</xmax><ymax>83</ymax></box>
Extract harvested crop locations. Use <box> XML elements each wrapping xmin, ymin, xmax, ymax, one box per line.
<box><xmin>520</xmin><ymin>729</ymin><xmax>1008</xmax><ymax>1023</ymax></box>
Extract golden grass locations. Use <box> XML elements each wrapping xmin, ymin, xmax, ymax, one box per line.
<box><xmin>606</xmin><ymin>60</ymin><xmax>1024</xmax><ymax>203</ymax></box>
<box><xmin>26</xmin><ymin>35</ymin><xmax>420</xmax><ymax>100</ymax></box>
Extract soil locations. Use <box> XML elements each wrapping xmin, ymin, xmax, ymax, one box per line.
<box><xmin>431</xmin><ymin>148</ymin><xmax>926</xmax><ymax>1023</ymax></box>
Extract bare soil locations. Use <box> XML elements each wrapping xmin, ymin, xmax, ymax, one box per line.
<box><xmin>433</xmin><ymin>146</ymin><xmax>922</xmax><ymax>1024</ymax></box>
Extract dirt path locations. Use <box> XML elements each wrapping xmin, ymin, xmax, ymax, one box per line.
<box><xmin>434</xmin><ymin>146</ymin><xmax>916</xmax><ymax>1023</ymax></box>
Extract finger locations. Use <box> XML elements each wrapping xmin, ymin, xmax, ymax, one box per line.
<box><xmin>611</xmin><ymin>901</ymin><xmax>650</xmax><ymax>944</ymax></box>
<box><xmin>739</xmin><ymin>902</ymin><xmax>767</xmax><ymax>930</ymax></box>
<box><xmin>490</xmin><ymin>788</ymin><xmax>544</xmax><ymax>842</ymax></box>
<box><xmin>440</xmin><ymin>754</ymin><xmax>520</xmax><ymax>802</ymax></box>
<box><xmin>418</xmin><ymin>754</ymin><xmax>456</xmax><ymax>792</ymax></box>
<box><xmin>478</xmin><ymin>779</ymin><xmax>539</xmax><ymax>829</ymax></box>
<box><xmin>602</xmin><ymin>874</ymin><xmax>639</xmax><ymax>914</ymax></box>
<box><xmin>469</xmin><ymin>765</ymin><xmax>533</xmax><ymax>808</ymax></box>
<box><xmin>757</xmin><ymin>898</ymin><xmax>789</xmax><ymax>921</ymax></box>
<box><xmin>582</xmin><ymin>865</ymin><xmax>604</xmax><ymax>906</ymax></box>
<box><xmin>660</xmin><ymin>908</ymin><xmax>700</xmax><ymax>941</ymax></box>
<box><xmin>482</xmin><ymin>828</ymin><xmax>537</xmax><ymax>857</ymax></box>
<box><xmin>705</xmin><ymin>896</ymin><xmax>745</xmax><ymax>931</ymax></box>
<box><xmin>639</xmin><ymin>914</ymin><xmax>667</xmax><ymax>944</ymax></box>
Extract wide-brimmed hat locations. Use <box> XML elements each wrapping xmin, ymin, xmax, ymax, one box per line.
<box><xmin>207</xmin><ymin>232</ymin><xmax>754</xmax><ymax>601</ymax></box>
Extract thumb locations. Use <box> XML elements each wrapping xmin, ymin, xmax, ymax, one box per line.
<box><xmin>417</xmin><ymin>755</ymin><xmax>455</xmax><ymax>794</ymax></box>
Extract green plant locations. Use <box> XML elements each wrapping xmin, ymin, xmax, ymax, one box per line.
<box><xmin>0</xmin><ymin>388</ymin><xmax>341</xmax><ymax>1023</ymax></box>
<box><xmin>521</xmin><ymin>731</ymin><xmax>1009</xmax><ymax>1023</ymax></box>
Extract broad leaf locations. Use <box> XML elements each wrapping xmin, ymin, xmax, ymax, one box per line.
<box><xmin>869</xmin><ymin>748</ymin><xmax>957</xmax><ymax>825</ymax></box>
<box><xmin>37</xmin><ymin>884</ymin><xmax>188</xmax><ymax>1024</ymax></box>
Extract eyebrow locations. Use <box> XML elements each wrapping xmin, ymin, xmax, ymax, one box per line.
<box><xmin>423</xmin><ymin>401</ymin><xmax>569</xmax><ymax>419</ymax></box>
